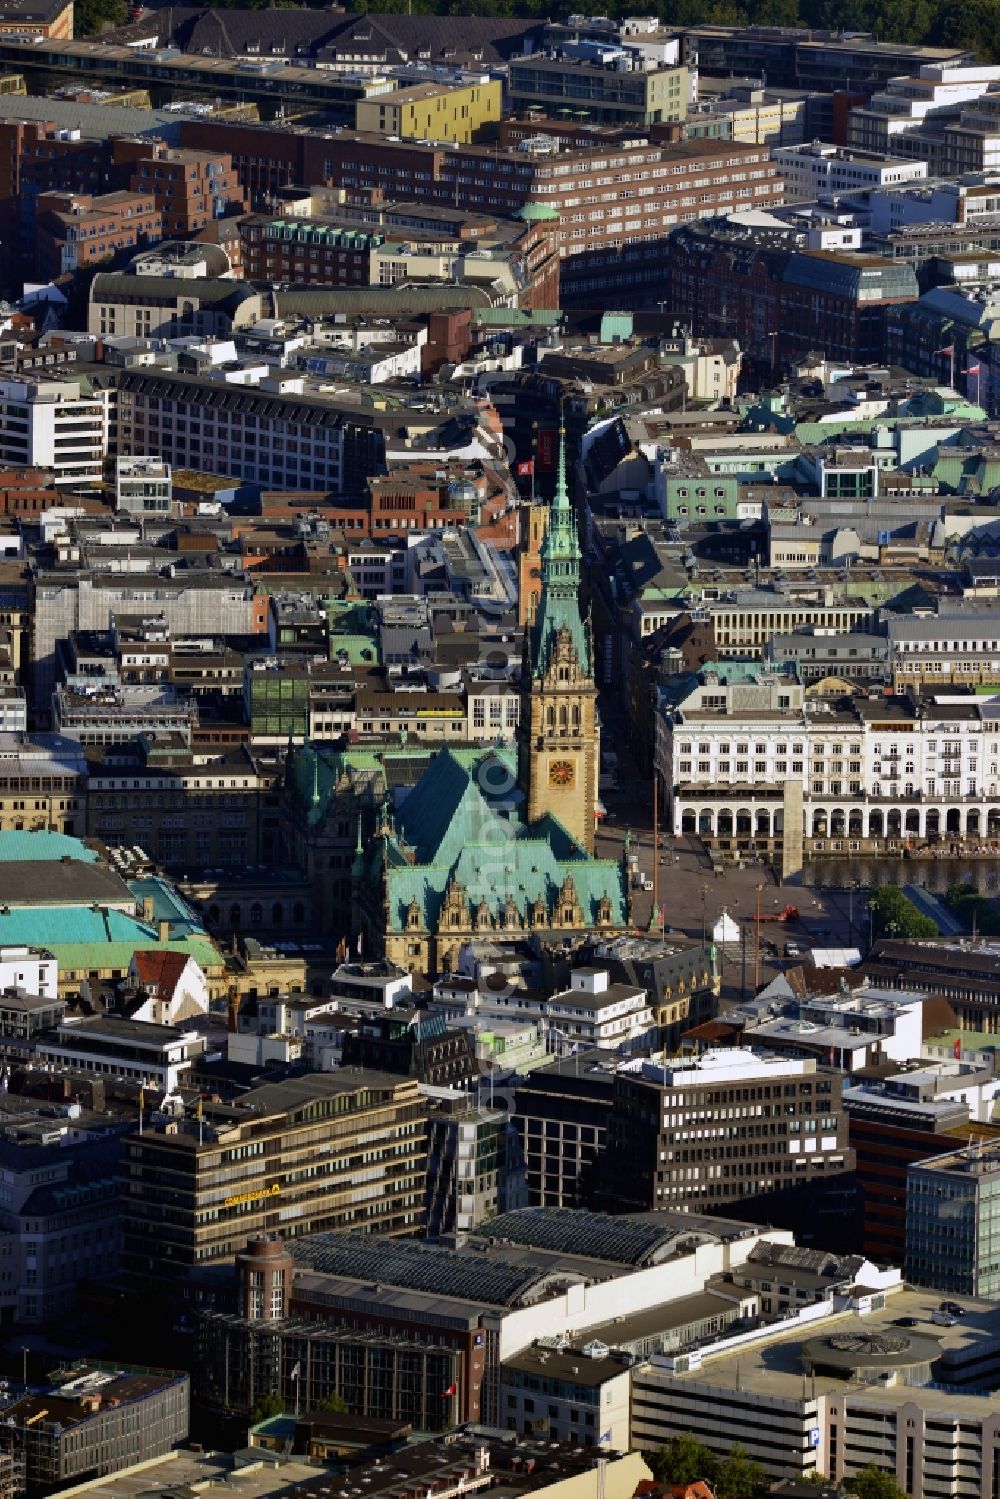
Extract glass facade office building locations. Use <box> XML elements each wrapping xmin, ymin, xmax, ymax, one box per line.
<box><xmin>906</xmin><ymin>1144</ymin><xmax>1000</xmax><ymax>1298</ymax></box>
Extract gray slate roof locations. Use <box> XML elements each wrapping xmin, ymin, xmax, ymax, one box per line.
<box><xmin>0</xmin><ymin>93</ymin><xmax>182</xmax><ymax>140</ymax></box>
<box><xmin>273</xmin><ymin>285</ymin><xmax>494</xmax><ymax>319</ymax></box>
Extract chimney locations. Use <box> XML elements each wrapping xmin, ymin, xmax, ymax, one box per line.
<box><xmin>157</xmin><ymin>919</ymin><xmax>170</xmax><ymax>942</ymax></box>
<box><xmin>227</xmin><ymin>984</ymin><xmax>240</xmax><ymax>1033</ymax></box>
<box><xmin>142</xmin><ymin>897</ymin><xmax>155</xmax><ymax>923</ymax></box>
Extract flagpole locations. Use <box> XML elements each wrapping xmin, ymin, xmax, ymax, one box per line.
<box><xmin>531</xmin><ymin>423</ymin><xmax>536</xmax><ymax>505</ymax></box>
<box><xmin>950</xmin><ymin>346</ymin><xmax>955</xmax><ymax>390</ymax></box>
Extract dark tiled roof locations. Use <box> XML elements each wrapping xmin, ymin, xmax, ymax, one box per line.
<box><xmin>143</xmin><ymin>7</ymin><xmax>545</xmax><ymax>65</ymax></box>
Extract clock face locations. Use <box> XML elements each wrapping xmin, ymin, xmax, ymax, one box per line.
<box><xmin>549</xmin><ymin>760</ymin><xmax>575</xmax><ymax>787</ymax></box>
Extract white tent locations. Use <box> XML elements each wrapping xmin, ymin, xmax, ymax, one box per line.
<box><xmin>811</xmin><ymin>947</ymin><xmax>862</xmax><ymax>968</ymax></box>
<box><xmin>712</xmin><ymin>913</ymin><xmax>741</xmax><ymax>943</ymax></box>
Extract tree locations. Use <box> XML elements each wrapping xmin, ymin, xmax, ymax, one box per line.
<box><xmin>846</xmin><ymin>1467</ymin><xmax>908</xmax><ymax>1499</ymax></box>
<box><xmin>868</xmin><ymin>884</ymin><xmax>938</xmax><ymax>942</ymax></box>
<box><xmin>715</xmin><ymin>1445</ymin><xmax>767</xmax><ymax>1499</ymax></box>
<box><xmin>751</xmin><ymin>0</ymin><xmax>801</xmax><ymax>23</ymax></box>
<box><xmin>249</xmin><ymin>1394</ymin><xmax>283</xmax><ymax>1422</ymax></box>
<box><xmin>314</xmin><ymin>1391</ymin><xmax>349</xmax><ymax>1414</ymax></box>
<box><xmin>74</xmin><ymin>0</ymin><xmax>126</xmax><ymax>32</ymax></box>
<box><xmin>944</xmin><ymin>883</ymin><xmax>1000</xmax><ymax>935</ymax></box>
<box><xmin>936</xmin><ymin>0</ymin><xmax>1000</xmax><ymax>55</ymax></box>
<box><xmin>649</xmin><ymin>1433</ymin><xmax>720</xmax><ymax>1486</ymax></box>
<box><xmin>869</xmin><ymin>0</ymin><xmax>936</xmax><ymax>42</ymax></box>
<box><xmin>804</xmin><ymin>1476</ymin><xmax>829</xmax><ymax>1487</ymax></box>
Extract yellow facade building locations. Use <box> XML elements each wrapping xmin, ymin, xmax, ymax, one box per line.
<box><xmin>356</xmin><ymin>79</ymin><xmax>502</xmax><ymax>145</ymax></box>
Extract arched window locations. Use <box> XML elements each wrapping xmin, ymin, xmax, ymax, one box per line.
<box><xmin>250</xmin><ymin>902</ymin><xmax>264</xmax><ymax>926</ymax></box>
<box><xmin>572</xmin><ymin>704</ymin><xmax>580</xmax><ymax>727</ymax></box>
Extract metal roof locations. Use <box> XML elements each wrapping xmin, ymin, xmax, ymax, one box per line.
<box><xmin>478</xmin><ymin>1207</ymin><xmax>688</xmax><ymax>1267</ymax></box>
<box><xmin>274</xmin><ymin>285</ymin><xmax>493</xmax><ymax>318</ymax></box>
<box><xmin>91</xmin><ymin>273</ymin><xmax>258</xmax><ymax>311</ymax></box>
<box><xmin>0</xmin><ymin>92</ymin><xmax>181</xmax><ymax>138</ymax></box>
<box><xmin>290</xmin><ymin>1230</ymin><xmax>552</xmax><ymax>1307</ymax></box>
<box><xmin>0</xmin><ymin>829</ymin><xmax>97</xmax><ymax>863</ymax></box>
<box><xmin>0</xmin><ymin>905</ymin><xmax>218</xmax><ymax>972</ymax></box>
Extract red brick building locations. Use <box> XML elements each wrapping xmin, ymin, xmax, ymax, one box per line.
<box><xmin>0</xmin><ymin>467</ymin><xmax>60</xmax><ymax>515</ymax></box>
<box><xmin>237</xmin><ymin>458</ymin><xmax>516</xmax><ymax>545</ymax></box>
<box><xmin>239</xmin><ymin>209</ymin><xmax>559</xmax><ymax>310</ymax></box>
<box><xmin>422</xmin><ymin>310</ymin><xmax>473</xmax><ymax>375</ymax></box>
<box><xmin>240</xmin><ymin>217</ymin><xmax>382</xmax><ymax>286</ymax></box>
<box><xmin>35</xmin><ymin>188</ymin><xmax>161</xmax><ymax>280</ymax></box>
<box><xmin>0</xmin><ymin>123</ymin><xmax>242</xmax><ymax>279</ymax></box>
<box><xmin>117</xmin><ymin>141</ymin><xmax>246</xmax><ymax>237</ymax></box>
<box><xmin>664</xmin><ymin>217</ymin><xmax>920</xmax><ymax>367</ymax></box>
<box><xmin>179</xmin><ymin>119</ymin><xmax>782</xmax><ymax>272</ymax></box>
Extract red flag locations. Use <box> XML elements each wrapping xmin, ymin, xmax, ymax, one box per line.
<box><xmin>515</xmin><ymin>459</ymin><xmax>534</xmax><ymax>477</ymax></box>
<box><xmin>935</xmin><ymin>344</ymin><xmax>955</xmax><ymax>355</ymax></box>
<box><xmin>954</xmin><ymin>1036</ymin><xmax>962</xmax><ymax>1060</ymax></box>
<box><xmin>962</xmin><ymin>365</ymin><xmax>981</xmax><ymax>375</ymax></box>
<box><xmin>536</xmin><ymin>429</ymin><xmax>558</xmax><ymax>471</ymax></box>
<box><xmin>443</xmin><ymin>1382</ymin><xmax>457</xmax><ymax>1397</ymax></box>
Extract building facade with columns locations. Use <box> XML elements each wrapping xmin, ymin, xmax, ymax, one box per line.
<box><xmin>655</xmin><ymin>664</ymin><xmax>1000</xmax><ymax>862</ymax></box>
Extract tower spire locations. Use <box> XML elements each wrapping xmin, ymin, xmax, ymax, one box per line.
<box><xmin>515</xmin><ymin>415</ymin><xmax>598</xmax><ymax>854</ymax></box>
<box><xmin>530</xmin><ymin>421</ymin><xmax>588</xmax><ymax>677</ymax></box>
<box><xmin>540</xmin><ymin>421</ymin><xmax>580</xmax><ymax>573</ymax></box>
<box><xmin>553</xmin><ymin>415</ymin><xmax>570</xmax><ymax>518</ymax></box>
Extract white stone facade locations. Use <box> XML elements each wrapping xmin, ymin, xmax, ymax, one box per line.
<box><xmin>656</xmin><ymin>671</ymin><xmax>1000</xmax><ymax>852</ymax></box>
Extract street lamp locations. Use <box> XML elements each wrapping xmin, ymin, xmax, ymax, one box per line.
<box><xmin>848</xmin><ymin>879</ymin><xmax>861</xmax><ymax>947</ymax></box>
<box><xmin>754</xmin><ymin>882</ymin><xmax>765</xmax><ymax>992</ymax></box>
<box><xmin>701</xmin><ymin>884</ymin><xmax>709</xmax><ymax>946</ymax></box>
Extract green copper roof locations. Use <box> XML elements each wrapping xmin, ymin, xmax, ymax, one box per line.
<box><xmin>127</xmin><ymin>875</ymin><xmax>206</xmax><ymax>940</ymax></box>
<box><xmin>374</xmin><ymin>747</ymin><xmax>627</xmax><ymax>933</ymax></box>
<box><xmin>531</xmin><ymin>428</ymin><xmax>590</xmax><ymax>677</ymax></box>
<box><xmin>396</xmin><ymin>747</ymin><xmax>517</xmax><ymax>867</ymax></box>
<box><xmin>0</xmin><ymin>904</ymin><xmax>220</xmax><ymax>973</ymax></box>
<box><xmin>0</xmin><ymin>830</ymin><xmax>98</xmax><ymax>863</ymax></box>
<box><xmin>473</xmin><ymin>308</ymin><xmax>562</xmax><ymax>328</ymax></box>
<box><xmin>292</xmin><ymin>741</ymin><xmax>506</xmax><ymax>826</ymax></box>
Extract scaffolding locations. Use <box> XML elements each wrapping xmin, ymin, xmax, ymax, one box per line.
<box><xmin>0</xmin><ymin>1435</ymin><xmax>27</xmax><ymax>1499</ymax></box>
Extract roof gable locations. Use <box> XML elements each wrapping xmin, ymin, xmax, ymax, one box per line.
<box><xmin>396</xmin><ymin>747</ymin><xmax>516</xmax><ymax>866</ymax></box>
<box><xmin>132</xmin><ymin>948</ymin><xmax>192</xmax><ymax>995</ymax></box>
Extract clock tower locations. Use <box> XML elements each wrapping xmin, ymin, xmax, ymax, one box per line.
<box><xmin>517</xmin><ymin>426</ymin><xmax>598</xmax><ymax>853</ymax></box>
